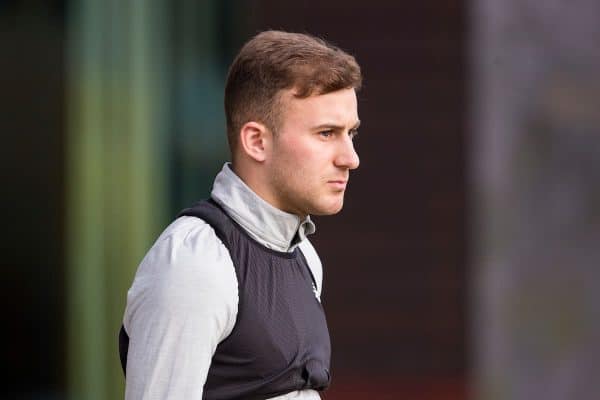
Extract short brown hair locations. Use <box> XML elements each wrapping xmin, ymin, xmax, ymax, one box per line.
<box><xmin>224</xmin><ymin>30</ymin><xmax>362</xmax><ymax>154</ymax></box>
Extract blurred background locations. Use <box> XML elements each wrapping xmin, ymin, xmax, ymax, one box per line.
<box><xmin>2</xmin><ymin>0</ymin><xmax>599</xmax><ymax>399</ymax></box>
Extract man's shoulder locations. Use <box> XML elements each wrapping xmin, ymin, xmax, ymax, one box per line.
<box><xmin>124</xmin><ymin>214</ymin><xmax>239</xmax><ymax>337</ymax></box>
<box><xmin>297</xmin><ymin>238</ymin><xmax>319</xmax><ymax>258</ymax></box>
<box><xmin>298</xmin><ymin>239</ymin><xmax>323</xmax><ymax>298</ymax></box>
<box><xmin>135</xmin><ymin>215</ymin><xmax>235</xmax><ymax>282</ymax></box>
<box><xmin>159</xmin><ymin>215</ymin><xmax>220</xmax><ymax>248</ymax></box>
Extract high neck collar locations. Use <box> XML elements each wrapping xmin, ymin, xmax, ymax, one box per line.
<box><xmin>210</xmin><ymin>163</ymin><xmax>316</xmax><ymax>252</ymax></box>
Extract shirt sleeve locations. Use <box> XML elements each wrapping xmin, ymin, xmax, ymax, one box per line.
<box><xmin>122</xmin><ymin>216</ymin><xmax>238</xmax><ymax>400</ymax></box>
<box><xmin>298</xmin><ymin>239</ymin><xmax>323</xmax><ymax>300</ymax></box>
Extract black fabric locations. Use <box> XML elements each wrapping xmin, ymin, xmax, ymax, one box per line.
<box><xmin>119</xmin><ymin>199</ymin><xmax>331</xmax><ymax>400</ymax></box>
<box><xmin>118</xmin><ymin>325</ymin><xmax>129</xmax><ymax>375</ymax></box>
<box><xmin>181</xmin><ymin>199</ymin><xmax>331</xmax><ymax>400</ymax></box>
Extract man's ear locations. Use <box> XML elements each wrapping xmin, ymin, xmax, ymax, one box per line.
<box><xmin>239</xmin><ymin>121</ymin><xmax>270</xmax><ymax>162</ymax></box>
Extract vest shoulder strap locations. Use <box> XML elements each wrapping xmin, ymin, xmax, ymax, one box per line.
<box><xmin>177</xmin><ymin>198</ymin><xmax>233</xmax><ymax>248</ymax></box>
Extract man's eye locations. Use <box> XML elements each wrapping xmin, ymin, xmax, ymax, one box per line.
<box><xmin>319</xmin><ymin>130</ymin><xmax>334</xmax><ymax>138</ymax></box>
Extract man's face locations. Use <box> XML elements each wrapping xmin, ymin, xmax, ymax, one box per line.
<box><xmin>265</xmin><ymin>87</ymin><xmax>360</xmax><ymax>216</ymax></box>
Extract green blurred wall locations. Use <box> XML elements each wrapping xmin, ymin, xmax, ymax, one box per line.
<box><xmin>65</xmin><ymin>0</ymin><xmax>239</xmax><ymax>398</ymax></box>
<box><xmin>66</xmin><ymin>1</ymin><xmax>169</xmax><ymax>398</ymax></box>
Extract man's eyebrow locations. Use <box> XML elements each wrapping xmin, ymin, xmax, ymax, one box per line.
<box><xmin>311</xmin><ymin>120</ymin><xmax>361</xmax><ymax>130</ymax></box>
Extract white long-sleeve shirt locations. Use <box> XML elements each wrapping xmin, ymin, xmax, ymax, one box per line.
<box><xmin>123</xmin><ymin>163</ymin><xmax>324</xmax><ymax>400</ymax></box>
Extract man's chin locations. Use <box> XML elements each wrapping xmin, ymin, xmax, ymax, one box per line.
<box><xmin>311</xmin><ymin>200</ymin><xmax>344</xmax><ymax>216</ymax></box>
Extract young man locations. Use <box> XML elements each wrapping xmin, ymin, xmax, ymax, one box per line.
<box><xmin>119</xmin><ymin>30</ymin><xmax>362</xmax><ymax>400</ymax></box>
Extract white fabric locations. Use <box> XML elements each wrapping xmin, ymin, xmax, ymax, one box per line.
<box><xmin>123</xmin><ymin>163</ymin><xmax>323</xmax><ymax>400</ymax></box>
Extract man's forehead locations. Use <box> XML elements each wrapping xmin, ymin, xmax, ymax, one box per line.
<box><xmin>283</xmin><ymin>88</ymin><xmax>358</xmax><ymax>124</ymax></box>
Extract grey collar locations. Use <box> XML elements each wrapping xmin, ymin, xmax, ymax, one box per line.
<box><xmin>211</xmin><ymin>163</ymin><xmax>316</xmax><ymax>252</ymax></box>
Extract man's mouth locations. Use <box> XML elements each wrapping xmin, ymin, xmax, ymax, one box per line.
<box><xmin>327</xmin><ymin>180</ymin><xmax>347</xmax><ymax>190</ymax></box>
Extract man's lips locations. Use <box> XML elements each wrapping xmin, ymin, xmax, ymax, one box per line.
<box><xmin>327</xmin><ymin>180</ymin><xmax>348</xmax><ymax>190</ymax></box>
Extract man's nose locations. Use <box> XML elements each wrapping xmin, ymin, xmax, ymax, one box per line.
<box><xmin>334</xmin><ymin>136</ymin><xmax>360</xmax><ymax>170</ymax></box>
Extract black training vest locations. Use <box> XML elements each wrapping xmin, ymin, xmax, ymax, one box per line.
<box><xmin>119</xmin><ymin>199</ymin><xmax>331</xmax><ymax>400</ymax></box>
